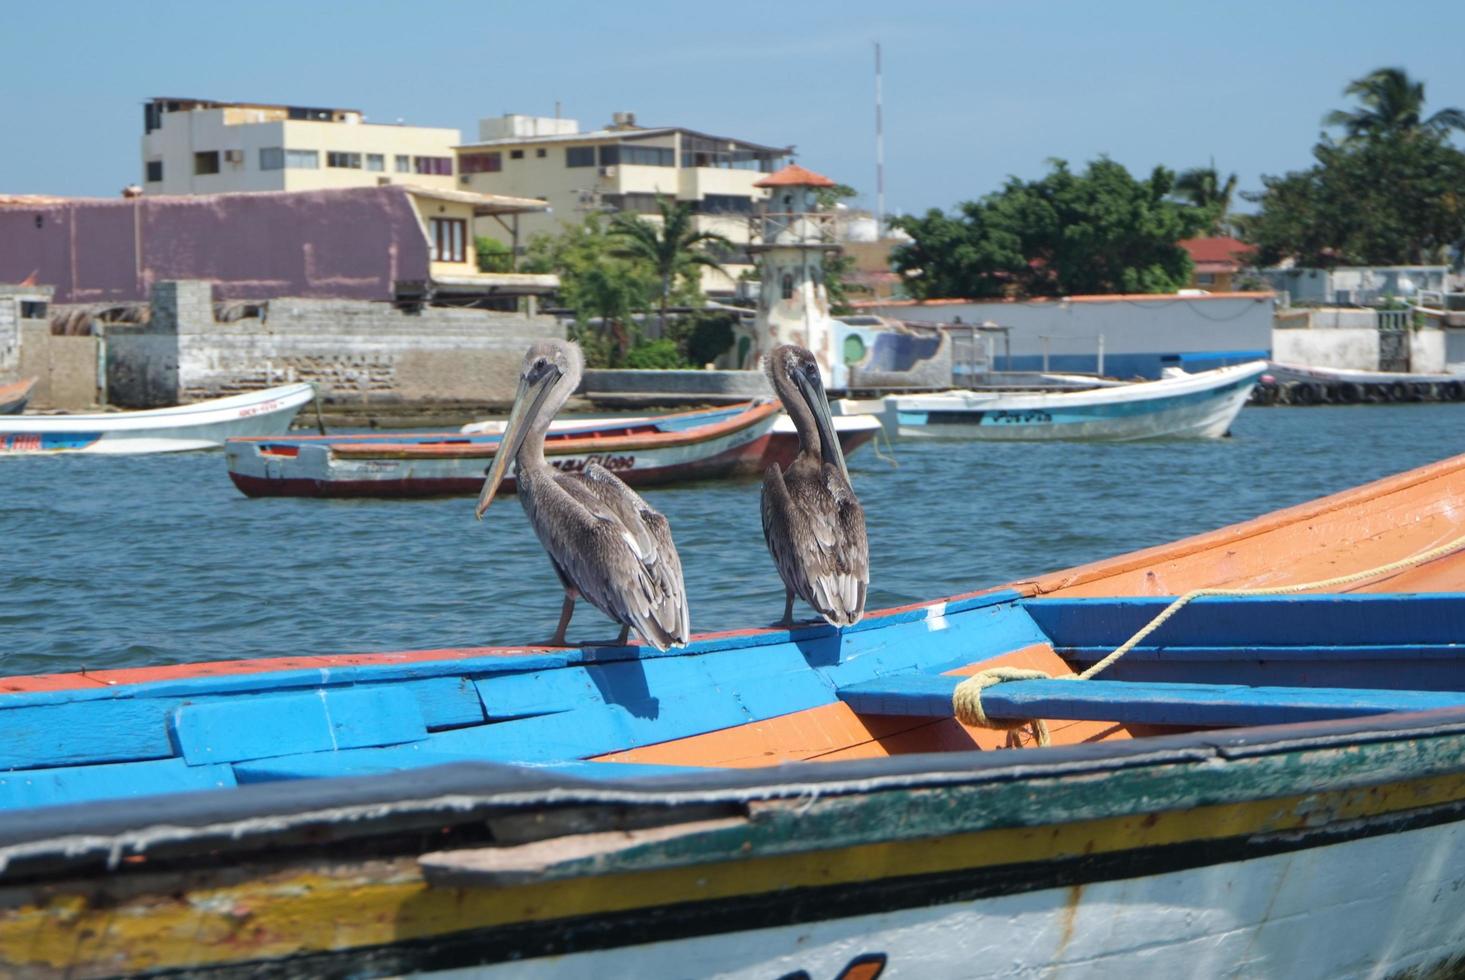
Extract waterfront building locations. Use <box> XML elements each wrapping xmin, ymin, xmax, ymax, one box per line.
<box><xmin>455</xmin><ymin>112</ymin><xmax>791</xmax><ymax>292</ymax></box>
<box><xmin>0</xmin><ymin>185</ymin><xmax>553</xmax><ymax>307</ymax></box>
<box><xmin>140</xmin><ymin>97</ymin><xmax>460</xmax><ymax>197</ymax></box>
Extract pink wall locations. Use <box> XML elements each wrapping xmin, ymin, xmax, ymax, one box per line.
<box><xmin>0</xmin><ymin>186</ymin><xmax>432</xmax><ymax>303</ymax></box>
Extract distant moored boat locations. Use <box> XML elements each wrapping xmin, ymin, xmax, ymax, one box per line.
<box><xmin>0</xmin><ymin>382</ymin><xmax>316</xmax><ymax>455</ymax></box>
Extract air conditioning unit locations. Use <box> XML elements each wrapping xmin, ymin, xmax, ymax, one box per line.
<box><xmin>459</xmin><ymin>174</ymin><xmax>471</xmax><ymax>185</ymax></box>
<box><xmin>599</xmin><ymin>166</ymin><xmax>618</xmax><ymax>178</ymax></box>
<box><xmin>223</xmin><ymin>149</ymin><xmax>244</xmax><ymax>165</ymax></box>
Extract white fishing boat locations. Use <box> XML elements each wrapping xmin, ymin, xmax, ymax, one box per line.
<box><xmin>0</xmin><ymin>383</ymin><xmax>316</xmax><ymax>455</ymax></box>
<box><xmin>841</xmin><ymin>361</ymin><xmax>1266</xmax><ymax>440</ymax></box>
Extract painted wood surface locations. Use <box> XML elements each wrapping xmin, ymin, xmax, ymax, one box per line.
<box><xmin>837</xmin><ymin>673</ymin><xmax>1465</xmax><ymax>727</ymax></box>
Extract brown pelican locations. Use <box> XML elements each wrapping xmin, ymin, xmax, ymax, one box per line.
<box><xmin>475</xmin><ymin>340</ymin><xmax>690</xmax><ymax>651</ymax></box>
<box><xmin>762</xmin><ymin>344</ymin><xmax>869</xmax><ymax>627</ymax></box>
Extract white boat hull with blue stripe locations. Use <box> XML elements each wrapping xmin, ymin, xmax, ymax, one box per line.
<box><xmin>849</xmin><ymin>361</ymin><xmax>1266</xmax><ymax>440</ymax></box>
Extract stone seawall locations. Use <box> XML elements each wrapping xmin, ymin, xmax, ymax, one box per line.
<box><xmin>106</xmin><ymin>281</ymin><xmax>561</xmax><ymax>408</ymax></box>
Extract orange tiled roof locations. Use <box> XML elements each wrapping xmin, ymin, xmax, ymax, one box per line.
<box><xmin>1181</xmin><ymin>236</ymin><xmax>1256</xmax><ymax>265</ymax></box>
<box><xmin>753</xmin><ymin>164</ymin><xmax>836</xmax><ymax>189</ymax></box>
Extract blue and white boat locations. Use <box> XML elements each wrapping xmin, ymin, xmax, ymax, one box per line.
<box><xmin>842</xmin><ymin>360</ymin><xmax>1266</xmax><ymax>440</ymax></box>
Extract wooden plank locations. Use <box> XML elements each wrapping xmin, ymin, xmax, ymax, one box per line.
<box><xmin>1025</xmin><ymin>594</ymin><xmax>1465</xmax><ymax>649</ymax></box>
<box><xmin>0</xmin><ymin>700</ymin><xmax>173</xmax><ymax>770</ymax></box>
<box><xmin>0</xmin><ymin>759</ymin><xmax>235</xmax><ymax>810</ymax></box>
<box><xmin>837</xmin><ymin>674</ymin><xmax>1465</xmax><ymax>728</ymax></box>
<box><xmin>172</xmin><ymin>687</ymin><xmax>427</xmax><ymax>765</ymax></box>
<box><xmin>419</xmin><ymin>817</ymin><xmax>747</xmax><ymax>887</ymax></box>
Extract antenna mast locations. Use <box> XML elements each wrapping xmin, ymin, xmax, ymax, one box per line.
<box><xmin>875</xmin><ymin>41</ymin><xmax>885</xmax><ymax>237</ymax></box>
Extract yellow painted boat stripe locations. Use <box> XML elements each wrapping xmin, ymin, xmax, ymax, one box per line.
<box><xmin>4</xmin><ymin>772</ymin><xmax>1464</xmax><ymax>974</ymax></box>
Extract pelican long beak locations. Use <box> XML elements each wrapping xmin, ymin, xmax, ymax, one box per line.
<box><xmin>475</xmin><ymin>367</ymin><xmax>558</xmax><ymax>519</ymax></box>
<box><xmin>794</xmin><ymin>369</ymin><xmax>849</xmax><ymax>482</ymax></box>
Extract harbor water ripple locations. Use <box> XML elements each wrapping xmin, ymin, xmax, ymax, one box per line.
<box><xmin>4</xmin><ymin>404</ymin><xmax>1464</xmax><ymax>677</ymax></box>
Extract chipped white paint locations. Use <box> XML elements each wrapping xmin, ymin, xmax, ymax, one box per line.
<box><xmin>923</xmin><ymin>600</ymin><xmax>949</xmax><ymax>632</ymax></box>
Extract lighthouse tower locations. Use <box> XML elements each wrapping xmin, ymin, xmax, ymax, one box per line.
<box><xmin>740</xmin><ymin>164</ymin><xmax>841</xmax><ymax>382</ymax></box>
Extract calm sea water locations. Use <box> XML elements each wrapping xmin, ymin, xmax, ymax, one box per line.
<box><xmin>4</xmin><ymin>405</ymin><xmax>1464</xmax><ymax>678</ymax></box>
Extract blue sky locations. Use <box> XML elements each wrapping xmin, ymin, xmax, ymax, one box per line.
<box><xmin>3</xmin><ymin>0</ymin><xmax>1462</xmax><ymax>217</ymax></box>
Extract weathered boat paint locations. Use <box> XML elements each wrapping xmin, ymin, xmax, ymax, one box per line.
<box><xmin>3</xmin><ymin>451</ymin><xmax>1465</xmax><ymax>975</ymax></box>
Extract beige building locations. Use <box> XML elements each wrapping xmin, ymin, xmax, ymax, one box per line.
<box><xmin>140</xmin><ymin>97</ymin><xmax>460</xmax><ymax>196</ymax></box>
<box><xmin>455</xmin><ymin>113</ymin><xmax>790</xmax><ymax>292</ymax></box>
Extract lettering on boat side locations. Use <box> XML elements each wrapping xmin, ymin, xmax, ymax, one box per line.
<box><xmin>551</xmin><ymin>454</ymin><xmax>635</xmax><ymax>473</ymax></box>
<box><xmin>778</xmin><ymin>952</ymin><xmax>887</xmax><ymax>980</ymax></box>
<box><xmin>985</xmin><ymin>409</ymin><xmax>1054</xmax><ymax>425</ymax></box>
<box><xmin>237</xmin><ymin>399</ymin><xmax>282</xmax><ymax>418</ymax></box>
<box><xmin>1</xmin><ymin>434</ymin><xmax>44</xmax><ymax>452</ymax></box>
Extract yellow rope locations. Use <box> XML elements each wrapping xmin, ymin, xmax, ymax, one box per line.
<box><xmin>952</xmin><ymin>531</ymin><xmax>1465</xmax><ymax>747</ymax></box>
<box><xmin>951</xmin><ymin>667</ymin><xmax>1052</xmax><ymax>747</ymax></box>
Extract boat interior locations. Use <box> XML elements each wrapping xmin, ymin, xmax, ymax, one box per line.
<box><xmin>5</xmin><ymin>452</ymin><xmax>1465</xmax><ymax>812</ymax></box>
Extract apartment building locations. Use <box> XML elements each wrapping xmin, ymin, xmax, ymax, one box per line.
<box><xmin>140</xmin><ymin>97</ymin><xmax>460</xmax><ymax>196</ymax></box>
<box><xmin>455</xmin><ymin>112</ymin><xmax>791</xmax><ymax>291</ymax></box>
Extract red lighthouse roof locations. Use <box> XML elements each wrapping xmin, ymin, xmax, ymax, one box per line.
<box><xmin>753</xmin><ymin>164</ymin><xmax>836</xmax><ymax>189</ymax></box>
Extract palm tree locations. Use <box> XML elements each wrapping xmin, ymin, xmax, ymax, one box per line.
<box><xmin>1324</xmin><ymin>67</ymin><xmax>1465</xmax><ymax>143</ymax></box>
<box><xmin>1175</xmin><ymin>165</ymin><xmax>1239</xmax><ymax>235</ymax></box>
<box><xmin>609</xmin><ymin>197</ymin><xmax>734</xmax><ymax>337</ymax></box>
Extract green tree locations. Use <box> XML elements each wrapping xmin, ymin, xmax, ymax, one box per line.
<box><xmin>1244</xmin><ymin>68</ymin><xmax>1465</xmax><ymax>268</ymax></box>
<box><xmin>1323</xmin><ymin>67</ymin><xmax>1465</xmax><ymax>144</ymax></box>
<box><xmin>1173</xmin><ymin>165</ymin><xmax>1239</xmax><ymax>235</ymax></box>
<box><xmin>812</xmin><ymin>182</ymin><xmax>860</xmax><ymax>314</ymax></box>
<box><xmin>474</xmin><ymin>236</ymin><xmax>513</xmax><ymax>273</ymax></box>
<box><xmin>891</xmin><ymin>158</ymin><xmax>1208</xmax><ymax>299</ymax></box>
<box><xmin>609</xmin><ymin>197</ymin><xmax>734</xmax><ymax>337</ymax></box>
<box><xmin>523</xmin><ymin>216</ymin><xmax>657</xmax><ymax>366</ymax></box>
<box><xmin>1244</xmin><ymin>135</ymin><xmax>1465</xmax><ymax>267</ymax></box>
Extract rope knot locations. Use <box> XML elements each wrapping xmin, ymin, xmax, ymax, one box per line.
<box><xmin>952</xmin><ymin>667</ymin><xmax>1052</xmax><ymax>748</ymax></box>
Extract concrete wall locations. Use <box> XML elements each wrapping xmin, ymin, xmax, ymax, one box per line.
<box><xmin>1271</xmin><ymin>324</ymin><xmax>1453</xmax><ymax>374</ymax></box>
<box><xmin>18</xmin><ymin>325</ymin><xmax>100</xmax><ymax>409</ymax></box>
<box><xmin>106</xmin><ymin>280</ymin><xmax>562</xmax><ymax>407</ymax></box>
<box><xmin>1272</xmin><ymin>327</ymin><xmax>1381</xmax><ymax>370</ymax></box>
<box><xmin>864</xmin><ymin>293</ymin><xmax>1274</xmax><ymax>379</ymax></box>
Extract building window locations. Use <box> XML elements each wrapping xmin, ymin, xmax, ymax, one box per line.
<box><xmin>20</xmin><ymin>300</ymin><xmax>47</xmax><ymax>319</ymax></box>
<box><xmin>413</xmin><ymin>156</ymin><xmax>453</xmax><ymax>175</ymax></box>
<box><xmin>327</xmin><ymin>151</ymin><xmax>363</xmax><ymax>169</ymax></box>
<box><xmin>620</xmin><ymin>144</ymin><xmax>674</xmax><ymax>167</ymax></box>
<box><xmin>430</xmin><ymin>217</ymin><xmax>466</xmax><ymax>263</ymax></box>
<box><xmin>145</xmin><ymin>160</ymin><xmax>164</xmax><ymax>182</ymax></box>
<box><xmin>510</xmin><ymin>149</ymin><xmax>524</xmax><ymax>159</ymax></box>
<box><xmin>536</xmin><ymin>148</ymin><xmax>547</xmax><ymax>158</ymax></box>
<box><xmin>285</xmin><ymin>149</ymin><xmax>319</xmax><ymax>169</ymax></box>
<box><xmin>365</xmin><ymin>153</ymin><xmax>385</xmax><ymax>172</ymax></box>
<box><xmin>460</xmin><ymin>152</ymin><xmax>502</xmax><ymax>174</ymax></box>
<box><xmin>565</xmin><ymin>146</ymin><xmax>595</xmax><ymax>168</ymax></box>
<box><xmin>698</xmin><ymin>194</ymin><xmax>753</xmax><ymax>214</ymax></box>
<box><xmin>1196</xmin><ymin>272</ymin><xmax>1217</xmax><ymax>285</ymax></box>
<box><xmin>781</xmin><ymin>274</ymin><xmax>794</xmax><ymax>299</ymax></box>
<box><xmin>259</xmin><ymin>147</ymin><xmax>285</xmax><ymax>171</ymax></box>
<box><xmin>194</xmin><ymin>151</ymin><xmax>220</xmax><ymax>176</ymax></box>
<box><xmin>395</xmin><ymin>154</ymin><xmax>411</xmax><ymax>172</ymax></box>
<box><xmin>603</xmin><ymin>192</ymin><xmax>660</xmax><ymax>214</ymax></box>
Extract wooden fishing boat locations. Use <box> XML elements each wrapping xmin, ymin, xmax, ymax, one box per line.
<box><xmin>225</xmin><ymin>401</ymin><xmax>882</xmax><ymax>499</ymax></box>
<box><xmin>0</xmin><ymin>377</ymin><xmax>35</xmax><ymax>415</ymax></box>
<box><xmin>842</xmin><ymin>360</ymin><xmax>1267</xmax><ymax>440</ymax></box>
<box><xmin>4</xmin><ymin>452</ymin><xmax>1465</xmax><ymax>976</ymax></box>
<box><xmin>0</xmin><ymin>383</ymin><xmax>316</xmax><ymax>455</ymax></box>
